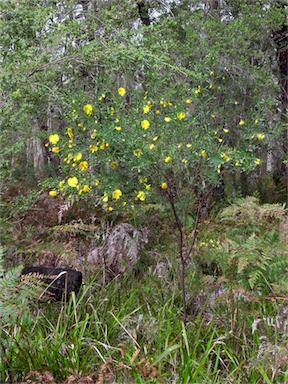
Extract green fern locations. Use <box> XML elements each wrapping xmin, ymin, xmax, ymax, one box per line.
<box><xmin>0</xmin><ymin>246</ymin><xmax>44</xmax><ymax>325</ymax></box>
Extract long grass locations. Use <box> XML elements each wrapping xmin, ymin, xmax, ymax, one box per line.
<box><xmin>1</xmin><ymin>265</ymin><xmax>287</xmax><ymax>383</ymax></box>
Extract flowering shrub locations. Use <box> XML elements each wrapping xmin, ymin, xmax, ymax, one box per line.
<box><xmin>47</xmin><ymin>83</ymin><xmax>267</xmax><ymax>213</ymax></box>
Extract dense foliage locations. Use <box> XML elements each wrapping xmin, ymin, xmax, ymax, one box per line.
<box><xmin>0</xmin><ymin>0</ymin><xmax>287</xmax><ymax>382</ymax></box>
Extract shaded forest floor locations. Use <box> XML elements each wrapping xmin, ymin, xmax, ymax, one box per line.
<box><xmin>1</xmin><ymin>184</ymin><xmax>288</xmax><ymax>383</ymax></box>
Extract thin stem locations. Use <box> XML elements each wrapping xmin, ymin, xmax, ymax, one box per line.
<box><xmin>167</xmin><ymin>189</ymin><xmax>187</xmax><ymax>324</ymax></box>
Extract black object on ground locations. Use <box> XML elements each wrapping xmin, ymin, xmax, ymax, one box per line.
<box><xmin>21</xmin><ymin>266</ymin><xmax>82</xmax><ymax>301</ymax></box>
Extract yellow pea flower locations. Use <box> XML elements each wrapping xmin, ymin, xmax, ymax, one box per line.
<box><xmin>255</xmin><ymin>158</ymin><xmax>261</xmax><ymax>165</ymax></box>
<box><xmin>95</xmin><ymin>179</ymin><xmax>100</xmax><ymax>186</ymax></box>
<box><xmin>118</xmin><ymin>87</ymin><xmax>126</xmax><ymax>97</ymax></box>
<box><xmin>177</xmin><ymin>111</ymin><xmax>186</xmax><ymax>120</ymax></box>
<box><xmin>49</xmin><ymin>190</ymin><xmax>57</xmax><ymax>197</ymax></box>
<box><xmin>74</xmin><ymin>153</ymin><xmax>82</xmax><ymax>161</ymax></box>
<box><xmin>52</xmin><ymin>147</ymin><xmax>60</xmax><ymax>153</ymax></box>
<box><xmin>161</xmin><ymin>182</ymin><xmax>167</xmax><ymax>190</ymax></box>
<box><xmin>79</xmin><ymin>161</ymin><xmax>88</xmax><ymax>171</ymax></box>
<box><xmin>136</xmin><ymin>191</ymin><xmax>145</xmax><ymax>201</ymax></box>
<box><xmin>67</xmin><ymin>127</ymin><xmax>73</xmax><ymax>138</ymax></box>
<box><xmin>89</xmin><ymin>144</ymin><xmax>98</xmax><ymax>153</ymax></box>
<box><xmin>49</xmin><ymin>134</ymin><xmax>60</xmax><ymax>145</ymax></box>
<box><xmin>186</xmin><ymin>143</ymin><xmax>192</xmax><ymax>148</ymax></box>
<box><xmin>186</xmin><ymin>99</ymin><xmax>192</xmax><ymax>104</ymax></box>
<box><xmin>165</xmin><ymin>156</ymin><xmax>172</xmax><ymax>163</ymax></box>
<box><xmin>110</xmin><ymin>161</ymin><xmax>117</xmax><ymax>169</ymax></box>
<box><xmin>133</xmin><ymin>149</ymin><xmax>143</xmax><ymax>157</ymax></box>
<box><xmin>143</xmin><ymin>105</ymin><xmax>150</xmax><ymax>114</ymax></box>
<box><xmin>149</xmin><ymin>144</ymin><xmax>155</xmax><ymax>150</ymax></box>
<box><xmin>112</xmin><ymin>189</ymin><xmax>122</xmax><ymax>200</ymax></box>
<box><xmin>195</xmin><ymin>85</ymin><xmax>201</xmax><ymax>94</ymax></box>
<box><xmin>223</xmin><ymin>129</ymin><xmax>229</xmax><ymax>133</ymax></box>
<box><xmin>201</xmin><ymin>150</ymin><xmax>207</xmax><ymax>158</ymax></box>
<box><xmin>67</xmin><ymin>177</ymin><xmax>78</xmax><ymax>188</ymax></box>
<box><xmin>141</xmin><ymin>120</ymin><xmax>150</xmax><ymax>129</ymax></box>
<box><xmin>145</xmin><ymin>184</ymin><xmax>151</xmax><ymax>191</ymax></box>
<box><xmin>83</xmin><ymin>104</ymin><xmax>93</xmax><ymax>116</ymax></box>
<box><xmin>83</xmin><ymin>185</ymin><xmax>90</xmax><ymax>193</ymax></box>
<box><xmin>102</xmin><ymin>192</ymin><xmax>109</xmax><ymax>202</ymax></box>
<box><xmin>257</xmin><ymin>133</ymin><xmax>265</xmax><ymax>140</ymax></box>
<box><xmin>164</xmin><ymin>117</ymin><xmax>171</xmax><ymax>122</ymax></box>
<box><xmin>115</xmin><ymin>126</ymin><xmax>122</xmax><ymax>131</ymax></box>
<box><xmin>182</xmin><ymin>159</ymin><xmax>188</xmax><ymax>164</ymax></box>
<box><xmin>239</xmin><ymin>119</ymin><xmax>245</xmax><ymax>126</ymax></box>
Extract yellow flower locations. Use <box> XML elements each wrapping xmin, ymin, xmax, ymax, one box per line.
<box><xmin>164</xmin><ymin>117</ymin><xmax>171</xmax><ymax>122</ymax></box>
<box><xmin>83</xmin><ymin>104</ymin><xmax>93</xmax><ymax>116</ymax></box>
<box><xmin>52</xmin><ymin>147</ymin><xmax>60</xmax><ymax>153</ymax></box>
<box><xmin>141</xmin><ymin>120</ymin><xmax>150</xmax><ymax>129</ymax></box>
<box><xmin>195</xmin><ymin>85</ymin><xmax>201</xmax><ymax>94</ymax></box>
<box><xmin>186</xmin><ymin>99</ymin><xmax>192</xmax><ymax>104</ymax></box>
<box><xmin>49</xmin><ymin>190</ymin><xmax>57</xmax><ymax>197</ymax></box>
<box><xmin>89</xmin><ymin>144</ymin><xmax>98</xmax><ymax>153</ymax></box>
<box><xmin>210</xmin><ymin>70</ymin><xmax>214</xmax><ymax>76</ymax></box>
<box><xmin>49</xmin><ymin>134</ymin><xmax>60</xmax><ymax>145</ymax></box>
<box><xmin>99</xmin><ymin>94</ymin><xmax>106</xmax><ymax>101</ymax></box>
<box><xmin>155</xmin><ymin>109</ymin><xmax>161</xmax><ymax>115</ymax></box>
<box><xmin>149</xmin><ymin>144</ymin><xmax>155</xmax><ymax>150</ymax></box>
<box><xmin>115</xmin><ymin>126</ymin><xmax>122</xmax><ymax>131</ymax></box>
<box><xmin>100</xmin><ymin>139</ymin><xmax>109</xmax><ymax>150</ymax></box>
<box><xmin>161</xmin><ymin>182</ymin><xmax>167</xmax><ymax>190</ymax></box>
<box><xmin>143</xmin><ymin>105</ymin><xmax>151</xmax><ymax>114</ymax></box>
<box><xmin>59</xmin><ymin>180</ymin><xmax>65</xmax><ymax>189</ymax></box>
<box><xmin>153</xmin><ymin>136</ymin><xmax>158</xmax><ymax>141</ymax></box>
<box><xmin>218</xmin><ymin>138</ymin><xmax>223</xmax><ymax>143</ymax></box>
<box><xmin>257</xmin><ymin>133</ymin><xmax>265</xmax><ymax>140</ymax></box>
<box><xmin>182</xmin><ymin>159</ymin><xmax>188</xmax><ymax>164</ymax></box>
<box><xmin>108</xmin><ymin>206</ymin><xmax>114</xmax><ymax>212</ymax></box>
<box><xmin>67</xmin><ymin>127</ymin><xmax>73</xmax><ymax>138</ymax></box>
<box><xmin>83</xmin><ymin>185</ymin><xmax>90</xmax><ymax>193</ymax></box>
<box><xmin>209</xmin><ymin>84</ymin><xmax>214</xmax><ymax>90</ymax></box>
<box><xmin>79</xmin><ymin>161</ymin><xmax>88</xmax><ymax>171</ymax></box>
<box><xmin>200</xmin><ymin>150</ymin><xmax>207</xmax><ymax>158</ymax></box>
<box><xmin>118</xmin><ymin>87</ymin><xmax>126</xmax><ymax>97</ymax></box>
<box><xmin>165</xmin><ymin>156</ymin><xmax>172</xmax><ymax>163</ymax></box>
<box><xmin>110</xmin><ymin>161</ymin><xmax>117</xmax><ymax>169</ymax></box>
<box><xmin>112</xmin><ymin>189</ymin><xmax>122</xmax><ymax>200</ymax></box>
<box><xmin>177</xmin><ymin>111</ymin><xmax>186</xmax><ymax>120</ymax></box>
<box><xmin>74</xmin><ymin>152</ymin><xmax>82</xmax><ymax>161</ymax></box>
<box><xmin>255</xmin><ymin>158</ymin><xmax>261</xmax><ymax>165</ymax></box>
<box><xmin>67</xmin><ymin>177</ymin><xmax>78</xmax><ymax>187</ymax></box>
<box><xmin>118</xmin><ymin>87</ymin><xmax>126</xmax><ymax>96</ymax></box>
<box><xmin>133</xmin><ymin>149</ymin><xmax>143</xmax><ymax>157</ymax></box>
<box><xmin>102</xmin><ymin>192</ymin><xmax>109</xmax><ymax>202</ymax></box>
<box><xmin>95</xmin><ymin>179</ymin><xmax>100</xmax><ymax>186</ymax></box>
<box><xmin>136</xmin><ymin>191</ymin><xmax>145</xmax><ymax>201</ymax></box>
<box><xmin>186</xmin><ymin>143</ymin><xmax>192</xmax><ymax>148</ymax></box>
<box><xmin>223</xmin><ymin>129</ymin><xmax>229</xmax><ymax>133</ymax></box>
<box><xmin>254</xmin><ymin>119</ymin><xmax>259</xmax><ymax>124</ymax></box>
<box><xmin>239</xmin><ymin>119</ymin><xmax>245</xmax><ymax>126</ymax></box>
<box><xmin>145</xmin><ymin>184</ymin><xmax>151</xmax><ymax>191</ymax></box>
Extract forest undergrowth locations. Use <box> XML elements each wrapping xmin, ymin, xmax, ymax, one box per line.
<box><xmin>0</xmin><ymin>187</ymin><xmax>287</xmax><ymax>383</ymax></box>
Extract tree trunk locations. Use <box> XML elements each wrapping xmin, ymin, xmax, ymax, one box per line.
<box><xmin>26</xmin><ymin>118</ymin><xmax>47</xmax><ymax>179</ymax></box>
